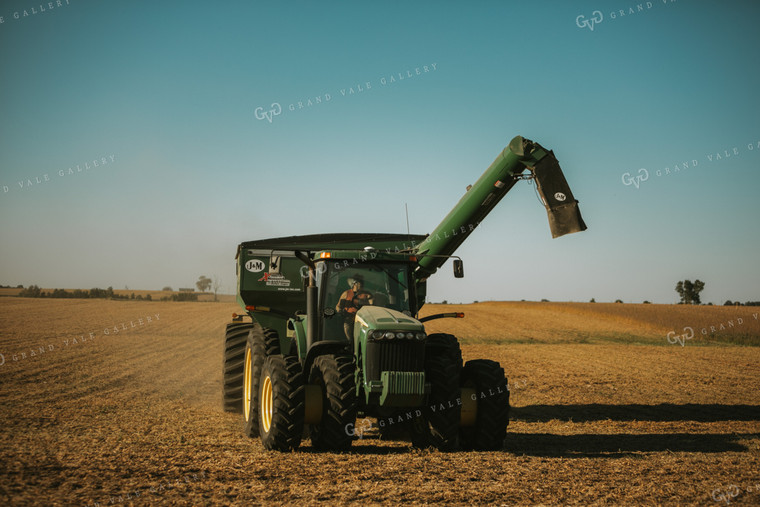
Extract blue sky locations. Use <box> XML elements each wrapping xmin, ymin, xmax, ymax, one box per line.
<box><xmin>1</xmin><ymin>0</ymin><xmax>758</xmax><ymax>305</ymax></box>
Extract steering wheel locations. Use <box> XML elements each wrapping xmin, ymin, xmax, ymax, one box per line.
<box><xmin>351</xmin><ymin>290</ymin><xmax>374</xmax><ymax>309</ymax></box>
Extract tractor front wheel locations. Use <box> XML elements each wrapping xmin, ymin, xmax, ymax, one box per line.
<box><xmin>424</xmin><ymin>333</ymin><xmax>463</xmax><ymax>374</ymax></box>
<box><xmin>256</xmin><ymin>355</ymin><xmax>305</xmax><ymax>451</ymax></box>
<box><xmin>459</xmin><ymin>359</ymin><xmax>510</xmax><ymax>451</ymax></box>
<box><xmin>410</xmin><ymin>353</ymin><xmax>461</xmax><ymax>451</ymax></box>
<box><xmin>308</xmin><ymin>354</ymin><xmax>357</xmax><ymax>452</ymax></box>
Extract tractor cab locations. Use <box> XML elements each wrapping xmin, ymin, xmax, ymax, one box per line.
<box><xmin>315</xmin><ymin>254</ymin><xmax>417</xmax><ymax>343</ymax></box>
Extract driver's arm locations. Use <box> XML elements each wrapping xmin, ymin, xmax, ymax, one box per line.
<box><xmin>336</xmin><ymin>290</ymin><xmax>349</xmax><ymax>311</ymax></box>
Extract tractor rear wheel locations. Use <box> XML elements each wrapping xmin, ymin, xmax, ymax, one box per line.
<box><xmin>222</xmin><ymin>322</ymin><xmax>253</xmax><ymax>413</ymax></box>
<box><xmin>308</xmin><ymin>354</ymin><xmax>357</xmax><ymax>452</ymax></box>
<box><xmin>256</xmin><ymin>354</ymin><xmax>305</xmax><ymax>451</ymax></box>
<box><xmin>459</xmin><ymin>359</ymin><xmax>510</xmax><ymax>451</ymax></box>
<box><xmin>242</xmin><ymin>326</ymin><xmax>281</xmax><ymax>436</ymax></box>
<box><xmin>410</xmin><ymin>353</ymin><xmax>461</xmax><ymax>451</ymax></box>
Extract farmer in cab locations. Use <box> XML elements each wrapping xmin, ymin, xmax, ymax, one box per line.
<box><xmin>336</xmin><ymin>275</ymin><xmax>374</xmax><ymax>340</ymax></box>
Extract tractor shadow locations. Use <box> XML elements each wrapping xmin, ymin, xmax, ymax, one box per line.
<box><xmin>511</xmin><ymin>403</ymin><xmax>760</xmax><ymax>422</ymax></box>
<box><xmin>505</xmin><ymin>403</ymin><xmax>760</xmax><ymax>457</ymax></box>
<box><xmin>296</xmin><ymin>404</ymin><xmax>760</xmax><ymax>456</ymax></box>
<box><xmin>502</xmin><ymin>432</ymin><xmax>755</xmax><ymax>457</ymax></box>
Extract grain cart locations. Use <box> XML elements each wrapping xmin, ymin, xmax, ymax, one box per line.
<box><xmin>222</xmin><ymin>135</ymin><xmax>586</xmax><ymax>451</ymax></box>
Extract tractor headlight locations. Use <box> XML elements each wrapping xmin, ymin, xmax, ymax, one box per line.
<box><xmin>370</xmin><ymin>330</ymin><xmax>425</xmax><ymax>341</ymax></box>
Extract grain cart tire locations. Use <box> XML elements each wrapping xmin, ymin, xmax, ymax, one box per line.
<box><xmin>410</xmin><ymin>353</ymin><xmax>461</xmax><ymax>451</ymax></box>
<box><xmin>222</xmin><ymin>322</ymin><xmax>254</xmax><ymax>413</ymax></box>
<box><xmin>459</xmin><ymin>359</ymin><xmax>510</xmax><ymax>451</ymax></box>
<box><xmin>308</xmin><ymin>354</ymin><xmax>357</xmax><ymax>452</ymax></box>
<box><xmin>256</xmin><ymin>354</ymin><xmax>305</xmax><ymax>451</ymax></box>
<box><xmin>425</xmin><ymin>333</ymin><xmax>463</xmax><ymax>373</ymax></box>
<box><xmin>243</xmin><ymin>327</ymin><xmax>283</xmax><ymax>436</ymax></box>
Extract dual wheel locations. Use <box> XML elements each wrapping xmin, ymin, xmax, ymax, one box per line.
<box><xmin>249</xmin><ymin>353</ymin><xmax>304</xmax><ymax>450</ymax></box>
<box><xmin>410</xmin><ymin>333</ymin><xmax>510</xmax><ymax>451</ymax></box>
<box><xmin>236</xmin><ymin>330</ymin><xmax>356</xmax><ymax>452</ymax></box>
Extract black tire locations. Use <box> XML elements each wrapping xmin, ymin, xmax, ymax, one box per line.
<box><xmin>410</xmin><ymin>353</ymin><xmax>461</xmax><ymax>451</ymax></box>
<box><xmin>256</xmin><ymin>354</ymin><xmax>305</xmax><ymax>451</ymax></box>
<box><xmin>242</xmin><ymin>326</ymin><xmax>282</xmax><ymax>436</ymax></box>
<box><xmin>425</xmin><ymin>333</ymin><xmax>463</xmax><ymax>373</ymax></box>
<box><xmin>308</xmin><ymin>354</ymin><xmax>357</xmax><ymax>452</ymax></box>
<box><xmin>222</xmin><ymin>322</ymin><xmax>254</xmax><ymax>413</ymax></box>
<box><xmin>258</xmin><ymin>326</ymin><xmax>282</xmax><ymax>357</ymax></box>
<box><xmin>459</xmin><ymin>359</ymin><xmax>510</xmax><ymax>451</ymax></box>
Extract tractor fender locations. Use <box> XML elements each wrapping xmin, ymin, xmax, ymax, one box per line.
<box><xmin>303</xmin><ymin>341</ymin><xmax>351</xmax><ymax>377</ymax></box>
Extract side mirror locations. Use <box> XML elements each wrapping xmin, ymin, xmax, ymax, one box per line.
<box><xmin>453</xmin><ymin>259</ymin><xmax>464</xmax><ymax>278</ymax></box>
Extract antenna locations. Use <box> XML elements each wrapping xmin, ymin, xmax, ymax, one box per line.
<box><xmin>405</xmin><ymin>203</ymin><xmax>411</xmax><ymax>236</ymax></box>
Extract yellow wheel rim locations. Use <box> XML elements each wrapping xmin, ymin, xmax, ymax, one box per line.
<box><xmin>243</xmin><ymin>348</ymin><xmax>252</xmax><ymax>421</ymax></box>
<box><xmin>261</xmin><ymin>374</ymin><xmax>273</xmax><ymax>433</ymax></box>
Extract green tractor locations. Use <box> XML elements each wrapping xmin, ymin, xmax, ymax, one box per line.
<box><xmin>222</xmin><ymin>135</ymin><xmax>586</xmax><ymax>451</ymax></box>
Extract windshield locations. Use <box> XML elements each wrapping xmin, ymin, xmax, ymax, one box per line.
<box><xmin>321</xmin><ymin>261</ymin><xmax>411</xmax><ymax>313</ymax></box>
<box><xmin>317</xmin><ymin>259</ymin><xmax>413</xmax><ymax>341</ymax></box>
<box><xmin>318</xmin><ymin>261</ymin><xmax>413</xmax><ymax>340</ymax></box>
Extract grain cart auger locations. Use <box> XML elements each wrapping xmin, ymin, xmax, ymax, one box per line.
<box><xmin>222</xmin><ymin>135</ymin><xmax>586</xmax><ymax>451</ymax></box>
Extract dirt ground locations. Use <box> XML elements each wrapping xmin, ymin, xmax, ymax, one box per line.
<box><xmin>1</xmin><ymin>298</ymin><xmax>758</xmax><ymax>505</ymax></box>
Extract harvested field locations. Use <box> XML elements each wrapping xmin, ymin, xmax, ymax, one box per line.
<box><xmin>1</xmin><ymin>299</ymin><xmax>758</xmax><ymax>505</ymax></box>
<box><xmin>423</xmin><ymin>301</ymin><xmax>760</xmax><ymax>346</ymax></box>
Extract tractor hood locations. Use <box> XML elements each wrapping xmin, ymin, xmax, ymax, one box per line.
<box><xmin>355</xmin><ymin>306</ymin><xmax>423</xmax><ymax>332</ymax></box>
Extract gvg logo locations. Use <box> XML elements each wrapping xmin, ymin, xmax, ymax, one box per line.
<box><xmin>576</xmin><ymin>11</ymin><xmax>604</xmax><ymax>31</ymax></box>
<box><xmin>667</xmin><ymin>326</ymin><xmax>694</xmax><ymax>347</ymax></box>
<box><xmin>712</xmin><ymin>484</ymin><xmax>740</xmax><ymax>504</ymax></box>
<box><xmin>622</xmin><ymin>168</ymin><xmax>649</xmax><ymax>189</ymax></box>
<box><xmin>345</xmin><ymin>418</ymin><xmax>372</xmax><ymax>439</ymax></box>
<box><xmin>254</xmin><ymin>103</ymin><xmax>282</xmax><ymax>123</ymax></box>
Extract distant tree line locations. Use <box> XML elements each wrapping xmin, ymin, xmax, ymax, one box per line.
<box><xmin>18</xmin><ymin>285</ymin><xmax>152</xmax><ymax>301</ymax></box>
<box><xmin>724</xmin><ymin>300</ymin><xmax>760</xmax><ymax>306</ymax></box>
<box><xmin>15</xmin><ymin>284</ymin><xmax>204</xmax><ymax>302</ymax></box>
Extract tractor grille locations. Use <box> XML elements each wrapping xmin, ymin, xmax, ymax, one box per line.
<box><xmin>365</xmin><ymin>340</ymin><xmax>425</xmax><ymax>382</ymax></box>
